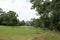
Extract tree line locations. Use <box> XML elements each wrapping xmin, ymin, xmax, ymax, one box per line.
<box><xmin>0</xmin><ymin>8</ymin><xmax>25</xmax><ymax>26</ymax></box>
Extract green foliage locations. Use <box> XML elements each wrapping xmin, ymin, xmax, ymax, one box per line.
<box><xmin>25</xmin><ymin>21</ymin><xmax>31</xmax><ymax>26</ymax></box>
<box><xmin>0</xmin><ymin>9</ymin><xmax>19</xmax><ymax>26</ymax></box>
<box><xmin>32</xmin><ymin>18</ymin><xmax>41</xmax><ymax>28</ymax></box>
<box><xmin>30</xmin><ymin>0</ymin><xmax>60</xmax><ymax>31</ymax></box>
<box><xmin>51</xmin><ymin>0</ymin><xmax>60</xmax><ymax>31</ymax></box>
<box><xmin>19</xmin><ymin>20</ymin><xmax>25</xmax><ymax>26</ymax></box>
<box><xmin>0</xmin><ymin>8</ymin><xmax>26</xmax><ymax>26</ymax></box>
<box><xmin>5</xmin><ymin>11</ymin><xmax>18</xmax><ymax>26</ymax></box>
<box><xmin>0</xmin><ymin>8</ymin><xmax>4</xmax><ymax>15</ymax></box>
<box><xmin>30</xmin><ymin>0</ymin><xmax>52</xmax><ymax>29</ymax></box>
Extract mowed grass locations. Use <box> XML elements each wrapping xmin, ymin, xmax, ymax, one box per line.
<box><xmin>0</xmin><ymin>26</ymin><xmax>60</xmax><ymax>40</ymax></box>
<box><xmin>0</xmin><ymin>26</ymin><xmax>44</xmax><ymax>36</ymax></box>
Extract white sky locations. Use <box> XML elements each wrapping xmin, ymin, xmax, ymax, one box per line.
<box><xmin>0</xmin><ymin>0</ymin><xmax>39</xmax><ymax>21</ymax></box>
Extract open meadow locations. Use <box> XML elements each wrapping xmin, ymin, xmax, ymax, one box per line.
<box><xmin>0</xmin><ymin>26</ymin><xmax>60</xmax><ymax>40</ymax></box>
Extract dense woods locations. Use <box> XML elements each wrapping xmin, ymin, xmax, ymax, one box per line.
<box><xmin>30</xmin><ymin>0</ymin><xmax>60</xmax><ymax>31</ymax></box>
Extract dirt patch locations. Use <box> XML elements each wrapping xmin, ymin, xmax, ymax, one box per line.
<box><xmin>0</xmin><ymin>34</ymin><xmax>34</xmax><ymax>40</ymax></box>
<box><xmin>0</xmin><ymin>33</ymin><xmax>60</xmax><ymax>40</ymax></box>
<box><xmin>0</xmin><ymin>35</ymin><xmax>11</xmax><ymax>40</ymax></box>
<box><xmin>32</xmin><ymin>35</ymin><xmax>48</xmax><ymax>40</ymax></box>
<box><xmin>32</xmin><ymin>32</ymin><xmax>60</xmax><ymax>40</ymax></box>
<box><xmin>51</xmin><ymin>31</ymin><xmax>59</xmax><ymax>38</ymax></box>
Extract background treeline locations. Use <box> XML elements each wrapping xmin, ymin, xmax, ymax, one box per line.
<box><xmin>0</xmin><ymin>8</ymin><xmax>25</xmax><ymax>26</ymax></box>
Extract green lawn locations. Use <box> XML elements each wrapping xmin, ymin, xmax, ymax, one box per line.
<box><xmin>0</xmin><ymin>26</ymin><xmax>44</xmax><ymax>36</ymax></box>
<box><xmin>0</xmin><ymin>26</ymin><xmax>60</xmax><ymax>40</ymax></box>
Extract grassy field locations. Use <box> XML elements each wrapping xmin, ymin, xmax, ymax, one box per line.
<box><xmin>0</xmin><ymin>26</ymin><xmax>60</xmax><ymax>40</ymax></box>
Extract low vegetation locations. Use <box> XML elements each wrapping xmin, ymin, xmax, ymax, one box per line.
<box><xmin>0</xmin><ymin>26</ymin><xmax>60</xmax><ymax>40</ymax></box>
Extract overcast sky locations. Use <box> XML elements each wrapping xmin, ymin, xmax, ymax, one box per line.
<box><xmin>0</xmin><ymin>0</ymin><xmax>39</xmax><ymax>21</ymax></box>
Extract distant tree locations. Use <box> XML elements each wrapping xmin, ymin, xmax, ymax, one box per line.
<box><xmin>31</xmin><ymin>18</ymin><xmax>36</xmax><ymax>26</ymax></box>
<box><xmin>17</xmin><ymin>19</ymin><xmax>20</xmax><ymax>26</ymax></box>
<box><xmin>0</xmin><ymin>8</ymin><xmax>26</xmax><ymax>27</ymax></box>
<box><xmin>34</xmin><ymin>19</ymin><xmax>40</xmax><ymax>28</ymax></box>
<box><xmin>0</xmin><ymin>8</ymin><xmax>5</xmax><ymax>25</ymax></box>
<box><xmin>0</xmin><ymin>8</ymin><xmax>4</xmax><ymax>15</ymax></box>
<box><xmin>20</xmin><ymin>20</ymin><xmax>25</xmax><ymax>26</ymax></box>
<box><xmin>31</xmin><ymin>18</ymin><xmax>43</xmax><ymax>28</ymax></box>
<box><xmin>25</xmin><ymin>21</ymin><xmax>31</xmax><ymax>26</ymax></box>
<box><xmin>0</xmin><ymin>11</ymin><xmax>19</xmax><ymax>26</ymax></box>
<box><xmin>6</xmin><ymin>11</ymin><xmax>18</xmax><ymax>26</ymax></box>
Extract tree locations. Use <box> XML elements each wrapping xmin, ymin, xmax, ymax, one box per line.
<box><xmin>0</xmin><ymin>11</ymin><xmax>19</xmax><ymax>26</ymax></box>
<box><xmin>6</xmin><ymin>11</ymin><xmax>18</xmax><ymax>26</ymax></box>
<box><xmin>25</xmin><ymin>21</ymin><xmax>31</xmax><ymax>26</ymax></box>
<box><xmin>30</xmin><ymin>0</ymin><xmax>60</xmax><ymax>31</ymax></box>
<box><xmin>34</xmin><ymin>19</ymin><xmax>41</xmax><ymax>28</ymax></box>
<box><xmin>30</xmin><ymin>0</ymin><xmax>51</xmax><ymax>29</ymax></box>
<box><xmin>0</xmin><ymin>8</ymin><xmax>4</xmax><ymax>15</ymax></box>
<box><xmin>51</xmin><ymin>0</ymin><xmax>60</xmax><ymax>31</ymax></box>
<box><xmin>0</xmin><ymin>8</ymin><xmax>5</xmax><ymax>25</ymax></box>
<box><xmin>20</xmin><ymin>20</ymin><xmax>25</xmax><ymax>26</ymax></box>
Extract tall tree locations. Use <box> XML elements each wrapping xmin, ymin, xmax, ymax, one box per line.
<box><xmin>51</xmin><ymin>0</ymin><xmax>60</xmax><ymax>31</ymax></box>
<box><xmin>30</xmin><ymin>0</ymin><xmax>60</xmax><ymax>31</ymax></box>
<box><xmin>30</xmin><ymin>0</ymin><xmax>51</xmax><ymax>28</ymax></box>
